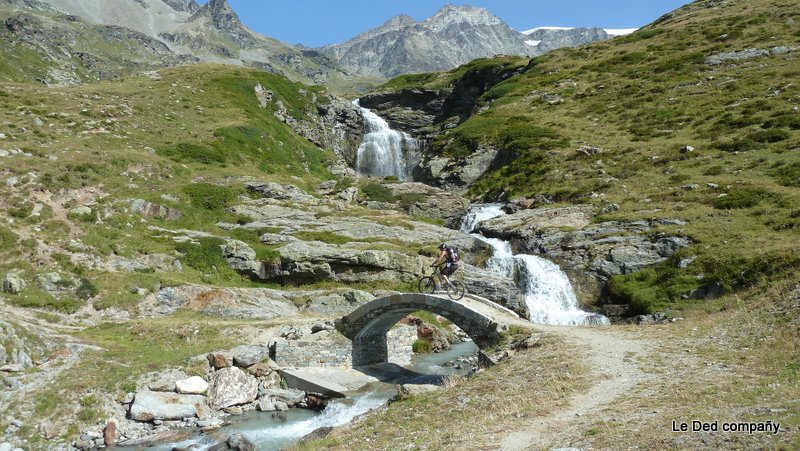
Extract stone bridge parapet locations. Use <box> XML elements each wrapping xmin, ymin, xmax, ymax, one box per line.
<box><xmin>336</xmin><ymin>293</ymin><xmax>522</xmax><ymax>366</ymax></box>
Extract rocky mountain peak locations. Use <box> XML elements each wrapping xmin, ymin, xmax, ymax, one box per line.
<box><xmin>383</xmin><ymin>14</ymin><xmax>416</xmax><ymax>30</ymax></box>
<box><xmin>189</xmin><ymin>0</ymin><xmax>256</xmax><ymax>47</ymax></box>
<box><xmin>424</xmin><ymin>4</ymin><xmax>502</xmax><ymax>31</ymax></box>
<box><xmin>161</xmin><ymin>0</ymin><xmax>199</xmax><ymax>13</ymax></box>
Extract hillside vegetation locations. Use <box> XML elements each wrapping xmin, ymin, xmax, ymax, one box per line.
<box><xmin>379</xmin><ymin>0</ymin><xmax>800</xmax><ymax>313</ymax></box>
<box><xmin>0</xmin><ymin>64</ymin><xmax>336</xmax><ymax>312</ymax></box>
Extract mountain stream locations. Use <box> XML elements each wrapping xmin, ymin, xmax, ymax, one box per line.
<box><xmin>461</xmin><ymin>204</ymin><xmax>609</xmax><ymax>325</ymax></box>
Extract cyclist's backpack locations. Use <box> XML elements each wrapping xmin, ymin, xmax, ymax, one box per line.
<box><xmin>447</xmin><ymin>246</ymin><xmax>460</xmax><ymax>263</ymax></box>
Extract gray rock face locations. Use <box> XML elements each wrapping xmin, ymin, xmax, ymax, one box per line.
<box><xmin>22</xmin><ymin>0</ymin><xmax>342</xmax><ymax>84</ymax></box>
<box><xmin>263</xmin><ymin>388</ymin><xmax>305</xmax><ymax>407</ymax></box>
<box><xmin>2</xmin><ymin>273</ymin><xmax>26</xmax><ymax>294</ymax></box>
<box><xmin>226</xmin><ymin>432</ymin><xmax>256</xmax><ymax>451</ymax></box>
<box><xmin>277</xmin><ymin>240</ymin><xmax>424</xmax><ymax>283</ymax></box>
<box><xmin>207</xmin><ymin>367</ymin><xmax>258</xmax><ymax>409</ymax></box>
<box><xmin>383</xmin><ymin>182</ymin><xmax>470</xmax><ymax>228</ymax></box>
<box><xmin>230</xmin><ymin>345</ymin><xmax>270</xmax><ymax>367</ymax></box>
<box><xmin>129</xmin><ymin>390</ymin><xmax>208</xmax><ymax>421</ymax></box>
<box><xmin>322</xmin><ymin>5</ymin><xmax>534</xmax><ymax>78</ymax></box>
<box><xmin>522</xmin><ymin>27</ymin><xmax>610</xmax><ymax>54</ymax></box>
<box><xmin>129</xmin><ymin>199</ymin><xmax>182</xmax><ymax>220</ymax></box>
<box><xmin>705</xmin><ymin>46</ymin><xmax>795</xmax><ymax>65</ymax></box>
<box><xmin>221</xmin><ymin>239</ymin><xmax>265</xmax><ymax>280</ymax></box>
<box><xmin>276</xmin><ymin>96</ymin><xmax>364</xmax><ymax>165</ymax></box>
<box><xmin>140</xmin><ymin>284</ymin><xmax>300</xmax><ymax>319</ymax></box>
<box><xmin>35</xmin><ymin>272</ymin><xmax>67</xmax><ymax>292</ymax></box>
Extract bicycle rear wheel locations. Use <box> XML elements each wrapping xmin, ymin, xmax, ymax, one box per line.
<box><xmin>447</xmin><ymin>280</ymin><xmax>465</xmax><ymax>300</ymax></box>
<box><xmin>418</xmin><ymin>276</ymin><xmax>436</xmax><ymax>294</ymax></box>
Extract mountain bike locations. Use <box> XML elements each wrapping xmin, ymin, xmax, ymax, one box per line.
<box><xmin>418</xmin><ymin>265</ymin><xmax>466</xmax><ymax>300</ymax></box>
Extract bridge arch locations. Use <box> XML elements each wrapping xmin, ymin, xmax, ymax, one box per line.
<box><xmin>336</xmin><ymin>293</ymin><xmax>503</xmax><ymax>367</ymax></box>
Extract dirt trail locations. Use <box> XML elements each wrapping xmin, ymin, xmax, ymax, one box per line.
<box><xmin>501</xmin><ymin>325</ymin><xmax>655</xmax><ymax>450</ymax></box>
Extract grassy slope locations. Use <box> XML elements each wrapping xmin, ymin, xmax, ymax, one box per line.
<box><xmin>0</xmin><ymin>64</ymin><xmax>338</xmax><ymax>311</ymax></box>
<box><xmin>375</xmin><ymin>0</ymin><xmax>800</xmax><ymax>313</ymax></box>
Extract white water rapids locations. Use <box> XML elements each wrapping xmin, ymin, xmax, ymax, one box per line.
<box><xmin>353</xmin><ymin>100</ymin><xmax>422</xmax><ymax>180</ymax></box>
<box><xmin>461</xmin><ymin>204</ymin><xmax>609</xmax><ymax>325</ymax></box>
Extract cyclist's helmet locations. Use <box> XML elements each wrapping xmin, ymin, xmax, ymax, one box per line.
<box><xmin>438</xmin><ymin>243</ymin><xmax>447</xmax><ymax>250</ymax></box>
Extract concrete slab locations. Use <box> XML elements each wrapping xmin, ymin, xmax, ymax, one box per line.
<box><xmin>280</xmin><ymin>367</ymin><xmax>380</xmax><ymax>398</ymax></box>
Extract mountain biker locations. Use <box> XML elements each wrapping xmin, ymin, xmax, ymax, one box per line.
<box><xmin>431</xmin><ymin>243</ymin><xmax>459</xmax><ymax>287</ymax></box>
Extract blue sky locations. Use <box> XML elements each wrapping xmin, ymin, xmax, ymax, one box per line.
<box><xmin>197</xmin><ymin>1</ymin><xmax>692</xmax><ymax>47</ymax></box>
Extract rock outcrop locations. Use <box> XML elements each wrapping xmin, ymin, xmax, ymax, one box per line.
<box><xmin>477</xmin><ymin>205</ymin><xmax>691</xmax><ymax>300</ymax></box>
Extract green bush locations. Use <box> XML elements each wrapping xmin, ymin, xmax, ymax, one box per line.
<box><xmin>8</xmin><ymin>205</ymin><xmax>32</xmax><ymax>219</ymax></box>
<box><xmin>76</xmin><ymin>278</ymin><xmax>99</xmax><ymax>301</ymax></box>
<box><xmin>157</xmin><ymin>143</ymin><xmax>226</xmax><ymax>165</ymax></box>
<box><xmin>361</xmin><ymin>182</ymin><xmax>395</xmax><ymax>202</ymax></box>
<box><xmin>763</xmin><ymin>114</ymin><xmax>800</xmax><ymax>130</ymax></box>
<box><xmin>702</xmin><ymin>165</ymin><xmax>724</xmax><ymax>176</ymax></box>
<box><xmin>747</xmin><ymin>129</ymin><xmax>791</xmax><ymax>143</ymax></box>
<box><xmin>412</xmin><ymin>339</ymin><xmax>432</xmax><ymax>353</ymax></box>
<box><xmin>773</xmin><ymin>162</ymin><xmax>800</xmax><ymax>187</ymax></box>
<box><xmin>174</xmin><ymin>237</ymin><xmax>227</xmax><ymax>272</ymax></box>
<box><xmin>0</xmin><ymin>226</ymin><xmax>19</xmax><ymax>248</ymax></box>
<box><xmin>716</xmin><ymin>138</ymin><xmax>757</xmax><ymax>153</ymax></box>
<box><xmin>712</xmin><ymin>187</ymin><xmax>770</xmax><ymax>209</ymax></box>
<box><xmin>183</xmin><ymin>183</ymin><xmax>239</xmax><ymax>210</ymax></box>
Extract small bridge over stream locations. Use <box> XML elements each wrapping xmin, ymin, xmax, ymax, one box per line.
<box><xmin>336</xmin><ymin>293</ymin><xmax>530</xmax><ymax>366</ymax></box>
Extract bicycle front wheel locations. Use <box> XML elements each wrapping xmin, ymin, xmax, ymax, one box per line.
<box><xmin>447</xmin><ymin>280</ymin><xmax>465</xmax><ymax>300</ymax></box>
<box><xmin>418</xmin><ymin>276</ymin><xmax>436</xmax><ymax>294</ymax></box>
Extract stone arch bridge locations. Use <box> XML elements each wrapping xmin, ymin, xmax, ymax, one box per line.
<box><xmin>336</xmin><ymin>293</ymin><xmax>528</xmax><ymax>367</ymax></box>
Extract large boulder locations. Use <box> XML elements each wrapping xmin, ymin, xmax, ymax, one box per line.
<box><xmin>262</xmin><ymin>388</ymin><xmax>306</xmax><ymax>407</ymax></box>
<box><xmin>129</xmin><ymin>199</ymin><xmax>182</xmax><ymax>220</ymax></box>
<box><xmin>129</xmin><ymin>390</ymin><xmax>209</xmax><ymax>421</ymax></box>
<box><xmin>230</xmin><ymin>345</ymin><xmax>270</xmax><ymax>367</ymax></box>
<box><xmin>221</xmin><ymin>240</ymin><xmax>265</xmax><ymax>279</ymax></box>
<box><xmin>207</xmin><ymin>367</ymin><xmax>258</xmax><ymax>410</ymax></box>
<box><xmin>1</xmin><ymin>273</ymin><xmax>26</xmax><ymax>294</ymax></box>
<box><xmin>175</xmin><ymin>376</ymin><xmax>209</xmax><ymax>395</ymax></box>
<box><xmin>245</xmin><ymin>182</ymin><xmax>315</xmax><ymax>203</ymax></box>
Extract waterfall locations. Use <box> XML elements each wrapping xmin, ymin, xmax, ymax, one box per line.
<box><xmin>462</xmin><ymin>204</ymin><xmax>609</xmax><ymax>326</ymax></box>
<box><xmin>353</xmin><ymin>100</ymin><xmax>421</xmax><ymax>180</ymax></box>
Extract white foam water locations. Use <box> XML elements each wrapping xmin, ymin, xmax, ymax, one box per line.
<box><xmin>353</xmin><ymin>100</ymin><xmax>422</xmax><ymax>180</ymax></box>
<box><xmin>462</xmin><ymin>204</ymin><xmax>609</xmax><ymax>326</ymax></box>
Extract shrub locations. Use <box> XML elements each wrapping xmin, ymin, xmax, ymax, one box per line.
<box><xmin>412</xmin><ymin>339</ymin><xmax>432</xmax><ymax>353</ymax></box>
<box><xmin>747</xmin><ymin>129</ymin><xmax>791</xmax><ymax>143</ymax></box>
<box><xmin>8</xmin><ymin>204</ymin><xmax>32</xmax><ymax>219</ymax></box>
<box><xmin>774</xmin><ymin>162</ymin><xmax>800</xmax><ymax>187</ymax></box>
<box><xmin>174</xmin><ymin>237</ymin><xmax>227</xmax><ymax>272</ymax></box>
<box><xmin>76</xmin><ymin>277</ymin><xmax>99</xmax><ymax>301</ymax></box>
<box><xmin>763</xmin><ymin>114</ymin><xmax>800</xmax><ymax>130</ymax></box>
<box><xmin>361</xmin><ymin>182</ymin><xmax>395</xmax><ymax>202</ymax></box>
<box><xmin>702</xmin><ymin>165</ymin><xmax>724</xmax><ymax>176</ymax></box>
<box><xmin>716</xmin><ymin>138</ymin><xmax>757</xmax><ymax>153</ymax></box>
<box><xmin>158</xmin><ymin>143</ymin><xmax>226</xmax><ymax>165</ymax></box>
<box><xmin>183</xmin><ymin>183</ymin><xmax>238</xmax><ymax>210</ymax></box>
<box><xmin>713</xmin><ymin>187</ymin><xmax>771</xmax><ymax>209</ymax></box>
<box><xmin>0</xmin><ymin>226</ymin><xmax>19</xmax><ymax>248</ymax></box>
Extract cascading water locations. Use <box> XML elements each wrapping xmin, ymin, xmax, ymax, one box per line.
<box><xmin>353</xmin><ymin>100</ymin><xmax>422</xmax><ymax>180</ymax></box>
<box><xmin>461</xmin><ymin>204</ymin><xmax>609</xmax><ymax>326</ymax></box>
